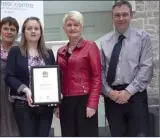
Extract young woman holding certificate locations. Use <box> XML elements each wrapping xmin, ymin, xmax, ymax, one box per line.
<box><xmin>56</xmin><ymin>11</ymin><xmax>101</xmax><ymax>137</ymax></box>
<box><xmin>5</xmin><ymin>17</ymin><xmax>55</xmax><ymax>137</ymax></box>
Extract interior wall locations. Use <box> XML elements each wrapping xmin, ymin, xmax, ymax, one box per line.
<box><xmin>43</xmin><ymin>1</ymin><xmax>113</xmax><ymax>41</ymax></box>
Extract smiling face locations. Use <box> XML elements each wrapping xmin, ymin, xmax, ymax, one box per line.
<box><xmin>24</xmin><ymin>19</ymin><xmax>41</xmax><ymax>43</ymax></box>
<box><xmin>0</xmin><ymin>23</ymin><xmax>18</xmax><ymax>43</ymax></box>
<box><xmin>112</xmin><ymin>4</ymin><xmax>133</xmax><ymax>33</ymax></box>
<box><xmin>63</xmin><ymin>18</ymin><xmax>83</xmax><ymax>39</ymax></box>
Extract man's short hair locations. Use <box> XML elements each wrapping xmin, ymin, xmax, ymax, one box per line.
<box><xmin>112</xmin><ymin>0</ymin><xmax>133</xmax><ymax>14</ymax></box>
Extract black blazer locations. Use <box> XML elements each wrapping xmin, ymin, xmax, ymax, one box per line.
<box><xmin>5</xmin><ymin>46</ymin><xmax>56</xmax><ymax>96</ymax></box>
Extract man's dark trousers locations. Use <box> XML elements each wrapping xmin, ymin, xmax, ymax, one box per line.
<box><xmin>104</xmin><ymin>84</ymin><xmax>149</xmax><ymax>137</ymax></box>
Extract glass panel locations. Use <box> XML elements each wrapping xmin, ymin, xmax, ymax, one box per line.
<box><xmin>43</xmin><ymin>1</ymin><xmax>114</xmax><ymax>41</ymax></box>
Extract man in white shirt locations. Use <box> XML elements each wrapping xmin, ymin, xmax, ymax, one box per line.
<box><xmin>101</xmin><ymin>0</ymin><xmax>153</xmax><ymax>136</ymax></box>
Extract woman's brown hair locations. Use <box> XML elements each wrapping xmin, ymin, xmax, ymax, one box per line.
<box><xmin>0</xmin><ymin>16</ymin><xmax>19</xmax><ymax>34</ymax></box>
<box><xmin>20</xmin><ymin>17</ymin><xmax>48</xmax><ymax>57</ymax></box>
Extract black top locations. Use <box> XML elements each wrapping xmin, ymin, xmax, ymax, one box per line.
<box><xmin>66</xmin><ymin>51</ymin><xmax>71</xmax><ymax>59</ymax></box>
<box><xmin>5</xmin><ymin>46</ymin><xmax>56</xmax><ymax>97</ymax></box>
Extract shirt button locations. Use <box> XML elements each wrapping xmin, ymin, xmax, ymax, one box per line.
<box><xmin>84</xmin><ymin>90</ymin><xmax>86</xmax><ymax>93</ymax></box>
<box><xmin>117</xmin><ymin>72</ymin><xmax>120</xmax><ymax>75</ymax></box>
<box><xmin>117</xmin><ymin>78</ymin><xmax>120</xmax><ymax>81</ymax></box>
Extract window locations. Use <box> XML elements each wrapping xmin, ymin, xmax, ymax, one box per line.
<box><xmin>43</xmin><ymin>1</ymin><xmax>114</xmax><ymax>41</ymax></box>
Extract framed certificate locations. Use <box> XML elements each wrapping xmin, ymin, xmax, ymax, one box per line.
<box><xmin>31</xmin><ymin>65</ymin><xmax>61</xmax><ymax>105</ymax></box>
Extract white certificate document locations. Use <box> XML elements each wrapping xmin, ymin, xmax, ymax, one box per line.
<box><xmin>31</xmin><ymin>66</ymin><xmax>60</xmax><ymax>104</ymax></box>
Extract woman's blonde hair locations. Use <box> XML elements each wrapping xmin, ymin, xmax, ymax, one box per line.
<box><xmin>63</xmin><ymin>11</ymin><xmax>84</xmax><ymax>26</ymax></box>
<box><xmin>20</xmin><ymin>17</ymin><xmax>48</xmax><ymax>57</ymax></box>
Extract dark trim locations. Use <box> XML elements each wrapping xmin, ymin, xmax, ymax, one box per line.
<box><xmin>31</xmin><ymin>65</ymin><xmax>61</xmax><ymax>105</ymax></box>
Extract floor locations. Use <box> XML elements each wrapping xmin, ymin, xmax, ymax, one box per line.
<box><xmin>49</xmin><ymin>105</ymin><xmax>159</xmax><ymax>137</ymax></box>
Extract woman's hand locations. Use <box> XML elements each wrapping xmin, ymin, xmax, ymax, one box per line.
<box><xmin>26</xmin><ymin>90</ymin><xmax>36</xmax><ymax>107</ymax></box>
<box><xmin>61</xmin><ymin>94</ymin><xmax>63</xmax><ymax>99</ymax></box>
<box><xmin>54</xmin><ymin>94</ymin><xmax>63</xmax><ymax>118</ymax></box>
<box><xmin>55</xmin><ymin>107</ymin><xmax>60</xmax><ymax>118</ymax></box>
<box><xmin>86</xmin><ymin>107</ymin><xmax>96</xmax><ymax>118</ymax></box>
<box><xmin>23</xmin><ymin>87</ymin><xmax>37</xmax><ymax>107</ymax></box>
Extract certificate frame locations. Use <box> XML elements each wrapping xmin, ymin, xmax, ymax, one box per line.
<box><xmin>31</xmin><ymin>65</ymin><xmax>61</xmax><ymax>105</ymax></box>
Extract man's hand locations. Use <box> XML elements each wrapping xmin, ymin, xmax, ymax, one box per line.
<box><xmin>106</xmin><ymin>90</ymin><xmax>119</xmax><ymax>101</ymax></box>
<box><xmin>116</xmin><ymin>90</ymin><xmax>132</xmax><ymax>104</ymax></box>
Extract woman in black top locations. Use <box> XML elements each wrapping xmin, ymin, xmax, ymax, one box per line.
<box><xmin>5</xmin><ymin>17</ymin><xmax>55</xmax><ymax>137</ymax></box>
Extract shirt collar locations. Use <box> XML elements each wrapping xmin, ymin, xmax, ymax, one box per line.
<box><xmin>115</xmin><ymin>26</ymin><xmax>132</xmax><ymax>40</ymax></box>
<box><xmin>0</xmin><ymin>43</ymin><xmax>7</xmax><ymax>52</ymax></box>
<box><xmin>63</xmin><ymin>37</ymin><xmax>84</xmax><ymax>52</ymax></box>
<box><xmin>0</xmin><ymin>41</ymin><xmax>18</xmax><ymax>52</ymax></box>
